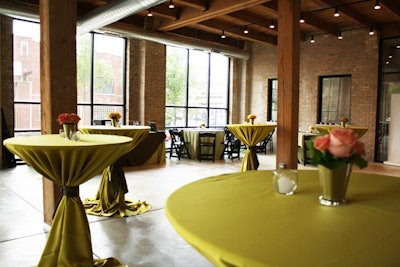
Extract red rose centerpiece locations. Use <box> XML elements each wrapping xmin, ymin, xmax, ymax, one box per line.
<box><xmin>57</xmin><ymin>113</ymin><xmax>81</xmax><ymax>140</ymax></box>
<box><xmin>307</xmin><ymin>128</ymin><xmax>368</xmax><ymax>206</ymax></box>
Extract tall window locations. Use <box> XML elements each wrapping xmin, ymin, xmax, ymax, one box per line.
<box><xmin>13</xmin><ymin>20</ymin><xmax>127</xmax><ymax>134</ymax></box>
<box><xmin>319</xmin><ymin>75</ymin><xmax>351</xmax><ymax>123</ymax></box>
<box><xmin>166</xmin><ymin>46</ymin><xmax>230</xmax><ymax>128</ymax></box>
<box><xmin>267</xmin><ymin>79</ymin><xmax>277</xmax><ymax>121</ymax></box>
<box><xmin>77</xmin><ymin>33</ymin><xmax>126</xmax><ymax>125</ymax></box>
<box><xmin>376</xmin><ymin>37</ymin><xmax>400</xmax><ymax>162</ymax></box>
<box><xmin>13</xmin><ymin>20</ymin><xmax>41</xmax><ymax>136</ymax></box>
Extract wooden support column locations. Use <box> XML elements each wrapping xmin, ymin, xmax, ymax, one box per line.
<box><xmin>40</xmin><ymin>0</ymin><xmax>77</xmax><ymax>225</ymax></box>
<box><xmin>276</xmin><ymin>0</ymin><xmax>300</xmax><ymax>169</ymax></box>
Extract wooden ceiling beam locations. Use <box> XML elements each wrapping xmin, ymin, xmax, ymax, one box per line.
<box><xmin>149</xmin><ymin>4</ymin><xmax>180</xmax><ymax>20</ymax></box>
<box><xmin>196</xmin><ymin>19</ymin><xmax>277</xmax><ymax>45</ymax></box>
<box><xmin>379</xmin><ymin>0</ymin><xmax>400</xmax><ymax>20</ymax></box>
<box><xmin>317</xmin><ymin>0</ymin><xmax>374</xmax><ymax>28</ymax></box>
<box><xmin>172</xmin><ymin>0</ymin><xmax>209</xmax><ymax>11</ymax></box>
<box><xmin>302</xmin><ymin>13</ymin><xmax>338</xmax><ymax>34</ymax></box>
<box><xmin>169</xmin><ymin>27</ymin><xmax>245</xmax><ymax>47</ymax></box>
<box><xmin>156</xmin><ymin>0</ymin><xmax>272</xmax><ymax>31</ymax></box>
<box><xmin>223</xmin><ymin>27</ymin><xmax>277</xmax><ymax>45</ymax></box>
<box><xmin>260</xmin><ymin>0</ymin><xmax>277</xmax><ymax>12</ymax></box>
<box><xmin>223</xmin><ymin>11</ymin><xmax>277</xmax><ymax>35</ymax></box>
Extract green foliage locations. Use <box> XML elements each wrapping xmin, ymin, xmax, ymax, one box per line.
<box><xmin>306</xmin><ymin>137</ymin><xmax>368</xmax><ymax>170</ymax></box>
<box><xmin>166</xmin><ymin>47</ymin><xmax>186</xmax><ymax>106</ymax></box>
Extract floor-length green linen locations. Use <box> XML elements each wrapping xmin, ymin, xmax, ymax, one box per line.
<box><xmin>227</xmin><ymin>124</ymin><xmax>276</xmax><ymax>171</ymax></box>
<box><xmin>4</xmin><ymin>134</ymin><xmax>133</xmax><ymax>267</ymax></box>
<box><xmin>182</xmin><ymin>128</ymin><xmax>225</xmax><ymax>159</ymax></box>
<box><xmin>79</xmin><ymin>126</ymin><xmax>152</xmax><ymax>217</ymax></box>
<box><xmin>166</xmin><ymin>170</ymin><xmax>400</xmax><ymax>267</ymax></box>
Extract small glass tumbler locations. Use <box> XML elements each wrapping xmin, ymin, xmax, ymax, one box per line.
<box><xmin>59</xmin><ymin>129</ymin><xmax>65</xmax><ymax>138</ymax></box>
<box><xmin>71</xmin><ymin>131</ymin><xmax>81</xmax><ymax>142</ymax></box>
<box><xmin>273</xmin><ymin>169</ymin><xmax>298</xmax><ymax>195</ymax></box>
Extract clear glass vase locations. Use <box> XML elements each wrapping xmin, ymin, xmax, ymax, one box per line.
<box><xmin>63</xmin><ymin>123</ymin><xmax>76</xmax><ymax>140</ymax></box>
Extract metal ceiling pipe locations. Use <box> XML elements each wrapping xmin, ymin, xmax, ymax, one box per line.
<box><xmin>77</xmin><ymin>0</ymin><xmax>167</xmax><ymax>35</ymax></box>
<box><xmin>101</xmin><ymin>23</ymin><xmax>250</xmax><ymax>60</ymax></box>
<box><xmin>0</xmin><ymin>2</ymin><xmax>39</xmax><ymax>22</ymax></box>
<box><xmin>0</xmin><ymin>1</ymin><xmax>249</xmax><ymax>59</ymax></box>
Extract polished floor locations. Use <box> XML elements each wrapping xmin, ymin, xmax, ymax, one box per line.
<box><xmin>0</xmin><ymin>151</ymin><xmax>399</xmax><ymax>267</ymax></box>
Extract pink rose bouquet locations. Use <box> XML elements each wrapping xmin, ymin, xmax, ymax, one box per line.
<box><xmin>307</xmin><ymin>128</ymin><xmax>368</xmax><ymax>169</ymax></box>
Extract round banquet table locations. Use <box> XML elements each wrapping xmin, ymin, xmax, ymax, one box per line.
<box><xmin>182</xmin><ymin>128</ymin><xmax>225</xmax><ymax>160</ymax></box>
<box><xmin>227</xmin><ymin>123</ymin><xmax>276</xmax><ymax>171</ymax></box>
<box><xmin>79</xmin><ymin>125</ymin><xmax>152</xmax><ymax>217</ymax></box>
<box><xmin>166</xmin><ymin>170</ymin><xmax>400</xmax><ymax>267</ymax></box>
<box><xmin>4</xmin><ymin>134</ymin><xmax>133</xmax><ymax>267</ymax></box>
<box><xmin>315</xmin><ymin>124</ymin><xmax>368</xmax><ymax>137</ymax></box>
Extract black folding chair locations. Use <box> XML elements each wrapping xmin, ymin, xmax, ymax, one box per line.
<box><xmin>168</xmin><ymin>129</ymin><xmax>191</xmax><ymax>160</ymax></box>
<box><xmin>198</xmin><ymin>132</ymin><xmax>216</xmax><ymax>162</ymax></box>
<box><xmin>220</xmin><ymin>127</ymin><xmax>241</xmax><ymax>161</ymax></box>
<box><xmin>256</xmin><ymin>129</ymin><xmax>275</xmax><ymax>154</ymax></box>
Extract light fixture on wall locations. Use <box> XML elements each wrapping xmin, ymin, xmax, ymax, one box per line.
<box><xmin>310</xmin><ymin>35</ymin><xmax>315</xmax><ymax>43</ymax></box>
<box><xmin>299</xmin><ymin>13</ymin><xmax>305</xmax><ymax>23</ymax></box>
<box><xmin>337</xmin><ymin>31</ymin><xmax>343</xmax><ymax>39</ymax></box>
<box><xmin>374</xmin><ymin>0</ymin><xmax>381</xmax><ymax>10</ymax></box>
<box><xmin>169</xmin><ymin>0</ymin><xmax>175</xmax><ymax>9</ymax></box>
<box><xmin>147</xmin><ymin>9</ymin><xmax>153</xmax><ymax>17</ymax></box>
<box><xmin>221</xmin><ymin>30</ymin><xmax>226</xmax><ymax>39</ymax></box>
<box><xmin>269</xmin><ymin>20</ymin><xmax>275</xmax><ymax>29</ymax></box>
<box><xmin>334</xmin><ymin>7</ymin><xmax>340</xmax><ymax>17</ymax></box>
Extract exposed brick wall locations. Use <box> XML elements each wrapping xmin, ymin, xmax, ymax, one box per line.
<box><xmin>247</xmin><ymin>29</ymin><xmax>379</xmax><ymax>161</ymax></box>
<box><xmin>230</xmin><ymin>57</ymin><xmax>249</xmax><ymax>123</ymax></box>
<box><xmin>127</xmin><ymin>39</ymin><xmax>166</xmax><ymax>130</ymax></box>
<box><xmin>0</xmin><ymin>16</ymin><xmax>15</xmax><ymax>168</ymax></box>
<box><xmin>126</xmin><ymin>38</ymin><xmax>141</xmax><ymax>124</ymax></box>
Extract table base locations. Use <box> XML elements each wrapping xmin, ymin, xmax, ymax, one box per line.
<box><xmin>84</xmin><ymin>197</ymin><xmax>151</xmax><ymax>217</ymax></box>
<box><xmin>83</xmin><ymin>164</ymin><xmax>151</xmax><ymax>217</ymax></box>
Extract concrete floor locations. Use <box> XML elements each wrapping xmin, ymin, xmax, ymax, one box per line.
<box><xmin>0</xmin><ymin>151</ymin><xmax>398</xmax><ymax>267</ymax></box>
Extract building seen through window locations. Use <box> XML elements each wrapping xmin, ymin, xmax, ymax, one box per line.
<box><xmin>166</xmin><ymin>46</ymin><xmax>230</xmax><ymax>128</ymax></box>
<box><xmin>13</xmin><ymin>19</ymin><xmax>126</xmax><ymax>135</ymax></box>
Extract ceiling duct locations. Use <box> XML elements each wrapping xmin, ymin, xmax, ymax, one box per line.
<box><xmin>101</xmin><ymin>23</ymin><xmax>250</xmax><ymax>60</ymax></box>
<box><xmin>0</xmin><ymin>2</ymin><xmax>39</xmax><ymax>21</ymax></box>
<box><xmin>77</xmin><ymin>0</ymin><xmax>167</xmax><ymax>35</ymax></box>
<box><xmin>0</xmin><ymin>1</ymin><xmax>248</xmax><ymax>59</ymax></box>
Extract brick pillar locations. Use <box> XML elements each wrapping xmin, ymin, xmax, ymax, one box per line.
<box><xmin>40</xmin><ymin>0</ymin><xmax>77</xmax><ymax>225</ymax></box>
<box><xmin>127</xmin><ymin>39</ymin><xmax>166</xmax><ymax>129</ymax></box>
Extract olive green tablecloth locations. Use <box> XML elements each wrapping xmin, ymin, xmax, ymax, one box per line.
<box><xmin>79</xmin><ymin>125</ymin><xmax>152</xmax><ymax>217</ymax></box>
<box><xmin>227</xmin><ymin>123</ymin><xmax>276</xmax><ymax>171</ymax></box>
<box><xmin>166</xmin><ymin>170</ymin><xmax>400</xmax><ymax>267</ymax></box>
<box><xmin>315</xmin><ymin>125</ymin><xmax>368</xmax><ymax>137</ymax></box>
<box><xmin>182</xmin><ymin>128</ymin><xmax>225</xmax><ymax>159</ymax></box>
<box><xmin>4</xmin><ymin>134</ymin><xmax>133</xmax><ymax>267</ymax></box>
